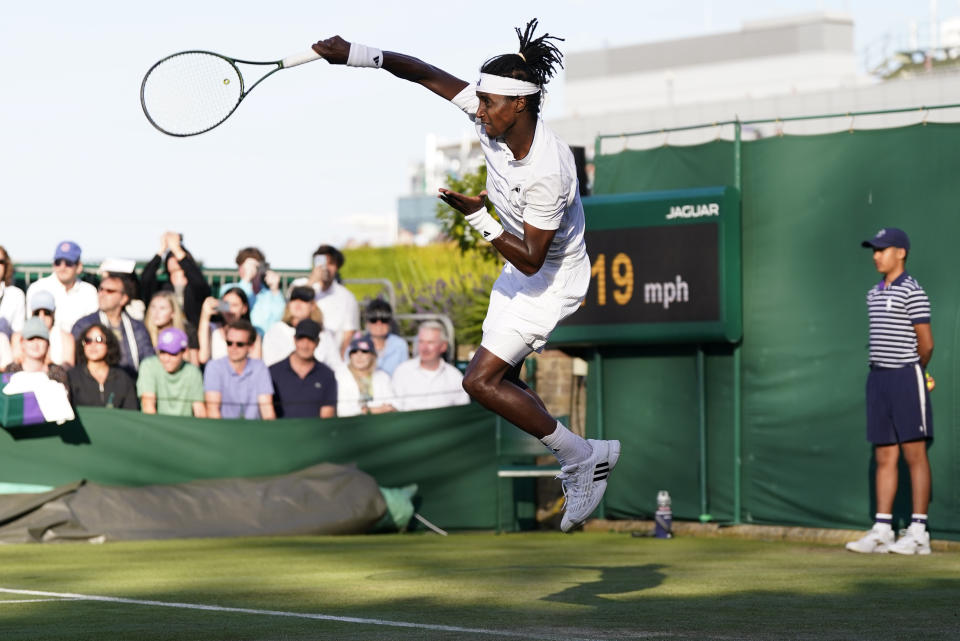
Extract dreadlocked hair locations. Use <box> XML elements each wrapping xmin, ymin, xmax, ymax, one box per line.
<box><xmin>480</xmin><ymin>18</ymin><xmax>564</xmax><ymax>116</ymax></box>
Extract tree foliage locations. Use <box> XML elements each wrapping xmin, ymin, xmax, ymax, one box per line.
<box><xmin>435</xmin><ymin>163</ymin><xmax>501</xmax><ymax>263</ymax></box>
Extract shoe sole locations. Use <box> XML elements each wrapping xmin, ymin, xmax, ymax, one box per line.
<box><xmin>890</xmin><ymin>547</ymin><xmax>932</xmax><ymax>556</ymax></box>
<box><xmin>560</xmin><ymin>440</ymin><xmax>621</xmax><ymax>533</ymax></box>
<box><xmin>845</xmin><ymin>544</ymin><xmax>890</xmax><ymax>554</ymax></box>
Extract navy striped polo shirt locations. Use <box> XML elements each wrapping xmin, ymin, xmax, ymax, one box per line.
<box><xmin>866</xmin><ymin>271</ymin><xmax>931</xmax><ymax>368</ymax></box>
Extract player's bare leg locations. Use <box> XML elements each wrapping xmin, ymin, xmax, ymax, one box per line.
<box><xmin>874</xmin><ymin>443</ymin><xmax>900</xmax><ymax>514</ymax></box>
<box><xmin>900</xmin><ymin>440</ymin><xmax>931</xmax><ymax>514</ymax></box>
<box><xmin>462</xmin><ymin>347</ymin><xmax>555</xmax><ymax>437</ymax></box>
<box><xmin>463</xmin><ymin>347</ymin><xmax>620</xmax><ymax>532</ymax></box>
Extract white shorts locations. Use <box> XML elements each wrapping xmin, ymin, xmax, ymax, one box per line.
<box><xmin>481</xmin><ymin>258</ymin><xmax>591</xmax><ymax>366</ymax></box>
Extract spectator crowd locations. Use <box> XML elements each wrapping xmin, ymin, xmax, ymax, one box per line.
<box><xmin>0</xmin><ymin>237</ymin><xmax>469</xmax><ymax>420</ymax></box>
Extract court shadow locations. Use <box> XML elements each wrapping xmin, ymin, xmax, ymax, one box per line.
<box><xmin>2</xmin><ymin>416</ymin><xmax>91</xmax><ymax>445</ymax></box>
<box><xmin>542</xmin><ymin>563</ymin><xmax>666</xmax><ymax>606</ymax></box>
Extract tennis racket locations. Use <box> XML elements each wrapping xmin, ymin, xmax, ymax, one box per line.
<box><xmin>140</xmin><ymin>48</ymin><xmax>323</xmax><ymax>137</ymax></box>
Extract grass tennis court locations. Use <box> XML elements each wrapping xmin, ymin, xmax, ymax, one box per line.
<box><xmin>1</xmin><ymin>531</ymin><xmax>957</xmax><ymax>641</ymax></box>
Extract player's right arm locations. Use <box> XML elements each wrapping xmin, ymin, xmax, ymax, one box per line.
<box><xmin>312</xmin><ymin>36</ymin><xmax>468</xmax><ymax>101</ymax></box>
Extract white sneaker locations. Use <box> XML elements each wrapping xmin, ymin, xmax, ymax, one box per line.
<box><xmin>557</xmin><ymin>439</ymin><xmax>621</xmax><ymax>533</ymax></box>
<box><xmin>889</xmin><ymin>528</ymin><xmax>932</xmax><ymax>555</ymax></box>
<box><xmin>845</xmin><ymin>525</ymin><xmax>894</xmax><ymax>553</ymax></box>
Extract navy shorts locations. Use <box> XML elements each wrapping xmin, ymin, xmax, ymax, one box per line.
<box><xmin>865</xmin><ymin>363</ymin><xmax>933</xmax><ymax>445</ymax></box>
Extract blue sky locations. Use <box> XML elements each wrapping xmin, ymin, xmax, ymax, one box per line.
<box><xmin>0</xmin><ymin>1</ymin><xmax>944</xmax><ymax>268</ymax></box>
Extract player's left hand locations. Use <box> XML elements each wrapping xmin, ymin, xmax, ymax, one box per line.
<box><xmin>438</xmin><ymin>188</ymin><xmax>487</xmax><ymax>215</ymax></box>
<box><xmin>926</xmin><ymin>372</ymin><xmax>935</xmax><ymax>392</ymax></box>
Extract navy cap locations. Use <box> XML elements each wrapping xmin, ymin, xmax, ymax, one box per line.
<box><xmin>289</xmin><ymin>286</ymin><xmax>316</xmax><ymax>303</ymax></box>
<box><xmin>862</xmin><ymin>228</ymin><xmax>910</xmax><ymax>251</ymax></box>
<box><xmin>348</xmin><ymin>334</ymin><xmax>375</xmax><ymax>354</ymax></box>
<box><xmin>294</xmin><ymin>319</ymin><xmax>321</xmax><ymax>341</ymax></box>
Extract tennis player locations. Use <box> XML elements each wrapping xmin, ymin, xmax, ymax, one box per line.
<box><xmin>313</xmin><ymin>20</ymin><xmax>620</xmax><ymax>532</ymax></box>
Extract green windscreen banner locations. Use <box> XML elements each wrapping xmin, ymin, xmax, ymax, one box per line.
<box><xmin>0</xmin><ymin>404</ymin><xmax>503</xmax><ymax>530</ymax></box>
<box><xmin>587</xmin><ymin>123</ymin><xmax>960</xmax><ymax>539</ymax></box>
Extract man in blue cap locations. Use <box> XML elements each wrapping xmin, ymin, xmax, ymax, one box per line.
<box><xmin>25</xmin><ymin>241</ymin><xmax>98</xmax><ymax>334</ymax></box>
<box><xmin>846</xmin><ymin>227</ymin><xmax>934</xmax><ymax>555</ymax></box>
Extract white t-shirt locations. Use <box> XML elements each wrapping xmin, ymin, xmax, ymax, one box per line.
<box><xmin>261</xmin><ymin>321</ymin><xmax>344</xmax><ymax>371</ymax></box>
<box><xmin>0</xmin><ymin>283</ymin><xmax>26</xmax><ymax>334</ymax></box>
<box><xmin>289</xmin><ymin>279</ymin><xmax>360</xmax><ymax>348</ymax></box>
<box><xmin>25</xmin><ymin>275</ymin><xmax>99</xmax><ymax>334</ymax></box>
<box><xmin>334</xmin><ymin>368</ymin><xmax>395</xmax><ymax>417</ymax></box>
<box><xmin>451</xmin><ymin>85</ymin><xmax>587</xmax><ymax>270</ymax></box>
<box><xmin>390</xmin><ymin>357</ymin><xmax>470</xmax><ymax>412</ymax></box>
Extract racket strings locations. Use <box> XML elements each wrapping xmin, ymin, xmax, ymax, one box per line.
<box><xmin>142</xmin><ymin>52</ymin><xmax>243</xmax><ymax>136</ymax></box>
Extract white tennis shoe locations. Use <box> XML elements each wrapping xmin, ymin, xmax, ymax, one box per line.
<box><xmin>844</xmin><ymin>525</ymin><xmax>894</xmax><ymax>553</ymax></box>
<box><xmin>557</xmin><ymin>439</ymin><xmax>621</xmax><ymax>533</ymax></box>
<box><xmin>889</xmin><ymin>527</ymin><xmax>931</xmax><ymax>555</ymax></box>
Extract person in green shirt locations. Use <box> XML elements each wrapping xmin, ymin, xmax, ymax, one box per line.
<box><xmin>137</xmin><ymin>327</ymin><xmax>206</xmax><ymax>417</ymax></box>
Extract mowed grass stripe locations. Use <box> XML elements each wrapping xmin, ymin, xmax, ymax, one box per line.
<box><xmin>1</xmin><ymin>532</ymin><xmax>959</xmax><ymax>641</ymax></box>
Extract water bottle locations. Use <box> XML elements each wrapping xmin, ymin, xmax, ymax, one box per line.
<box><xmin>654</xmin><ymin>490</ymin><xmax>673</xmax><ymax>539</ymax></box>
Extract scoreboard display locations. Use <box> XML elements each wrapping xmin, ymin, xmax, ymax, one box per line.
<box><xmin>549</xmin><ymin>186</ymin><xmax>742</xmax><ymax>346</ymax></box>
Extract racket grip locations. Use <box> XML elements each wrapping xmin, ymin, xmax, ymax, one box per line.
<box><xmin>282</xmin><ymin>48</ymin><xmax>323</xmax><ymax>68</ymax></box>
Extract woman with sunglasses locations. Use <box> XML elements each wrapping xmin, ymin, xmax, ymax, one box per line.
<box><xmin>360</xmin><ymin>299</ymin><xmax>408</xmax><ymax>376</ymax></box>
<box><xmin>198</xmin><ymin>287</ymin><xmax>262</xmax><ymax>366</ymax></box>
<box><xmin>335</xmin><ymin>334</ymin><xmax>396</xmax><ymax>417</ymax></box>
<box><xmin>67</xmin><ymin>323</ymin><xmax>139</xmax><ymax>409</ymax></box>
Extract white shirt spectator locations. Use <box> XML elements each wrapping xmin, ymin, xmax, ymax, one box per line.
<box><xmin>261</xmin><ymin>321</ymin><xmax>343</xmax><ymax>370</ymax></box>
<box><xmin>0</xmin><ymin>283</ymin><xmax>26</xmax><ymax>334</ymax></box>
<box><xmin>290</xmin><ymin>278</ymin><xmax>360</xmax><ymax>350</ymax></box>
<box><xmin>391</xmin><ymin>357</ymin><xmax>470</xmax><ymax>411</ymax></box>
<box><xmin>26</xmin><ymin>275</ymin><xmax>98</xmax><ymax>334</ymax></box>
<box><xmin>335</xmin><ymin>368</ymin><xmax>395</xmax><ymax>417</ymax></box>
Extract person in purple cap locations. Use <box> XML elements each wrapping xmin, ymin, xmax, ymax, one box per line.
<box><xmin>846</xmin><ymin>227</ymin><xmax>935</xmax><ymax>556</ymax></box>
<box><xmin>136</xmin><ymin>327</ymin><xmax>206</xmax><ymax>417</ymax></box>
<box><xmin>25</xmin><ymin>240</ymin><xmax>98</xmax><ymax>334</ymax></box>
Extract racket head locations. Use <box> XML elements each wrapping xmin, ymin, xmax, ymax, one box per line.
<box><xmin>141</xmin><ymin>51</ymin><xmax>245</xmax><ymax>137</ymax></box>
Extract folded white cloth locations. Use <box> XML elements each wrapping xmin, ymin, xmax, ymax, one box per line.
<box><xmin>3</xmin><ymin>371</ymin><xmax>75</xmax><ymax>425</ymax></box>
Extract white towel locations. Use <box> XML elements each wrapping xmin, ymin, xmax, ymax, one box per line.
<box><xmin>2</xmin><ymin>371</ymin><xmax>76</xmax><ymax>425</ymax></box>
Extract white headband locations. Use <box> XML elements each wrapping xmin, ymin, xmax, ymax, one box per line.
<box><xmin>476</xmin><ymin>73</ymin><xmax>541</xmax><ymax>96</ymax></box>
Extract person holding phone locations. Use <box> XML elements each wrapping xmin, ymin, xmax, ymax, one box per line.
<box><xmin>288</xmin><ymin>245</ymin><xmax>360</xmax><ymax>356</ymax></box>
<box><xmin>198</xmin><ymin>287</ymin><xmax>262</xmax><ymax>365</ymax></box>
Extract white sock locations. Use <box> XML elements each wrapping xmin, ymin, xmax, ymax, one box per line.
<box><xmin>540</xmin><ymin>421</ymin><xmax>592</xmax><ymax>466</ymax></box>
<box><xmin>874</xmin><ymin>513</ymin><xmax>893</xmax><ymax>533</ymax></box>
<box><xmin>910</xmin><ymin>513</ymin><xmax>928</xmax><ymax>535</ymax></box>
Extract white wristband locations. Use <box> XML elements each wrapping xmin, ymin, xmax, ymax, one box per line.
<box><xmin>465</xmin><ymin>207</ymin><xmax>504</xmax><ymax>242</ymax></box>
<box><xmin>347</xmin><ymin>43</ymin><xmax>384</xmax><ymax>68</ymax></box>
